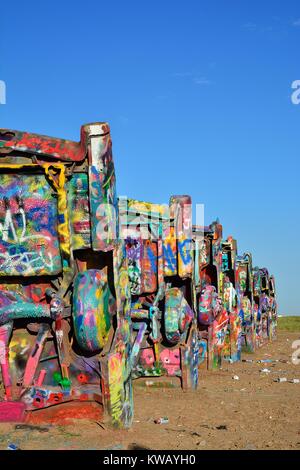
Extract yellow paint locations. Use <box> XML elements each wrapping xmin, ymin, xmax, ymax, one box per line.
<box><xmin>8</xmin><ymin>338</ymin><xmax>29</xmax><ymax>364</ymax></box>
<box><xmin>44</xmin><ymin>164</ymin><xmax>71</xmax><ymax>258</ymax></box>
<box><xmin>108</xmin><ymin>353</ymin><xmax>123</xmax><ymax>424</ymax></box>
<box><xmin>127</xmin><ymin>199</ymin><xmax>169</xmax><ymax>218</ymax></box>
<box><xmin>219</xmin><ymin>271</ymin><xmax>224</xmax><ymax>295</ymax></box>
<box><xmin>163</xmin><ymin>226</ymin><xmax>177</xmax><ymax>276</ymax></box>
<box><xmin>154</xmin><ymin>343</ymin><xmax>160</xmax><ymax>362</ymax></box>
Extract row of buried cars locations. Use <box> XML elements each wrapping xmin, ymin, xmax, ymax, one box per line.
<box><xmin>126</xmin><ymin>201</ymin><xmax>277</xmax><ymax>380</ymax></box>
<box><xmin>0</xmin><ymin>122</ymin><xmax>277</xmax><ymax>427</ymax></box>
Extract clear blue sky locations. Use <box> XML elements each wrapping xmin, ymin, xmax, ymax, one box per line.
<box><xmin>0</xmin><ymin>0</ymin><xmax>299</xmax><ymax>314</ymax></box>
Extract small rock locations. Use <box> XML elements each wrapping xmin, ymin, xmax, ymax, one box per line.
<box><xmin>232</xmin><ymin>375</ymin><xmax>239</xmax><ymax>380</ymax></box>
<box><xmin>15</xmin><ymin>424</ymin><xmax>49</xmax><ymax>433</ymax></box>
<box><xmin>257</xmin><ymin>359</ymin><xmax>273</xmax><ymax>363</ymax></box>
<box><xmin>145</xmin><ymin>380</ymin><xmax>154</xmax><ymax>386</ymax></box>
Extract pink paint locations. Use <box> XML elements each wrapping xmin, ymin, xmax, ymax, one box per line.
<box><xmin>0</xmin><ymin>401</ymin><xmax>26</xmax><ymax>422</ymax></box>
<box><xmin>160</xmin><ymin>349</ymin><xmax>180</xmax><ymax>375</ymax></box>
<box><xmin>0</xmin><ymin>326</ymin><xmax>12</xmax><ymax>400</ymax></box>
<box><xmin>140</xmin><ymin>348</ymin><xmax>155</xmax><ymax>366</ymax></box>
<box><xmin>36</xmin><ymin>369</ymin><xmax>47</xmax><ymax>387</ymax></box>
<box><xmin>23</xmin><ymin>327</ymin><xmax>49</xmax><ymax>388</ymax></box>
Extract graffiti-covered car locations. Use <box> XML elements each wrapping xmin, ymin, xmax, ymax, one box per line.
<box><xmin>221</xmin><ymin>237</ymin><xmax>242</xmax><ymax>363</ymax></box>
<box><xmin>253</xmin><ymin>267</ymin><xmax>277</xmax><ymax>346</ymax></box>
<box><xmin>0</xmin><ymin>123</ymin><xmax>133</xmax><ymax>427</ymax></box>
<box><xmin>236</xmin><ymin>253</ymin><xmax>256</xmax><ymax>353</ymax></box>
<box><xmin>268</xmin><ymin>275</ymin><xmax>277</xmax><ymax>341</ymax></box>
<box><xmin>121</xmin><ymin>196</ymin><xmax>199</xmax><ymax>389</ymax></box>
<box><xmin>193</xmin><ymin>222</ymin><xmax>229</xmax><ymax>370</ymax></box>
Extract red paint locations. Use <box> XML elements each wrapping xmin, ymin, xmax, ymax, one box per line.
<box><xmin>1</xmin><ymin>132</ymin><xmax>85</xmax><ymax>161</ymax></box>
<box><xmin>79</xmin><ymin>393</ymin><xmax>89</xmax><ymax>401</ymax></box>
<box><xmin>77</xmin><ymin>373</ymin><xmax>88</xmax><ymax>384</ymax></box>
<box><xmin>33</xmin><ymin>397</ymin><xmax>45</xmax><ymax>408</ymax></box>
<box><xmin>26</xmin><ymin>402</ymin><xmax>103</xmax><ymax>425</ymax></box>
<box><xmin>0</xmin><ymin>123</ymin><xmax>110</xmax><ymax>161</ymax></box>
<box><xmin>48</xmin><ymin>393</ymin><xmax>63</xmax><ymax>404</ymax></box>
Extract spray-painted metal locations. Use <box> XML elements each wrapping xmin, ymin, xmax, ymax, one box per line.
<box><xmin>122</xmin><ymin>196</ymin><xmax>198</xmax><ymax>390</ymax></box>
<box><xmin>221</xmin><ymin>237</ymin><xmax>242</xmax><ymax>363</ymax></box>
<box><xmin>236</xmin><ymin>253</ymin><xmax>256</xmax><ymax>353</ymax></box>
<box><xmin>0</xmin><ymin>123</ymin><xmax>132</xmax><ymax>428</ymax></box>
<box><xmin>194</xmin><ymin>222</ymin><xmax>228</xmax><ymax>370</ymax></box>
<box><xmin>0</xmin><ymin>122</ymin><xmax>277</xmax><ymax>427</ymax></box>
<box><xmin>253</xmin><ymin>267</ymin><xmax>277</xmax><ymax>347</ymax></box>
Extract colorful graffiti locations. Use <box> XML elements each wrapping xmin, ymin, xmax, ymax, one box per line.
<box><xmin>0</xmin><ymin>122</ymin><xmax>277</xmax><ymax>428</ymax></box>
<box><xmin>0</xmin><ymin>173</ymin><xmax>61</xmax><ymax>276</ymax></box>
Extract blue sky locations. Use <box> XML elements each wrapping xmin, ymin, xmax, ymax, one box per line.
<box><xmin>0</xmin><ymin>0</ymin><xmax>299</xmax><ymax>314</ymax></box>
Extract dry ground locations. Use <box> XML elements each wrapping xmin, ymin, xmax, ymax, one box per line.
<box><xmin>1</xmin><ymin>331</ymin><xmax>300</xmax><ymax>450</ymax></box>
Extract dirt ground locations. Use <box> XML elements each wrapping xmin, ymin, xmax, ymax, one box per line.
<box><xmin>1</xmin><ymin>331</ymin><xmax>300</xmax><ymax>450</ymax></box>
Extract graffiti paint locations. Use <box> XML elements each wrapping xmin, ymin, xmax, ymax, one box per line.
<box><xmin>0</xmin><ymin>121</ymin><xmax>277</xmax><ymax>429</ymax></box>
